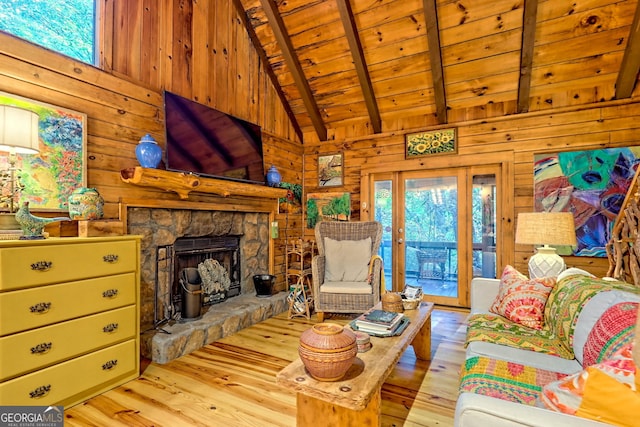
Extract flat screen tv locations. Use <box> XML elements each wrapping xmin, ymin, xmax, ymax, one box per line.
<box><xmin>164</xmin><ymin>91</ymin><xmax>266</xmax><ymax>184</ymax></box>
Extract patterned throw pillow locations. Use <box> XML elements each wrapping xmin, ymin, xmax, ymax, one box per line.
<box><xmin>540</xmin><ymin>343</ymin><xmax>638</xmax><ymax>426</ymax></box>
<box><xmin>490</xmin><ymin>265</ymin><xmax>556</xmax><ymax>330</ymax></box>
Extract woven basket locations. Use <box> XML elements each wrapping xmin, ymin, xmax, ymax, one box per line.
<box><xmin>298</xmin><ymin>323</ymin><xmax>357</xmax><ymax>381</ymax></box>
<box><xmin>402</xmin><ymin>298</ymin><xmax>420</xmax><ymax>310</ymax></box>
<box><xmin>381</xmin><ymin>292</ymin><xmax>404</xmax><ymax>313</ymax></box>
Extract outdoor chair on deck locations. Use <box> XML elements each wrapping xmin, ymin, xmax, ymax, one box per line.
<box><xmin>311</xmin><ymin>221</ymin><xmax>383</xmax><ymax>322</ymax></box>
<box><xmin>417</xmin><ymin>249</ymin><xmax>448</xmax><ymax>280</ymax></box>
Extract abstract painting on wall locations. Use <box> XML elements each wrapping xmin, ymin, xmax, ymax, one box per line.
<box><xmin>534</xmin><ymin>147</ymin><xmax>640</xmax><ymax>257</ymax></box>
<box><xmin>0</xmin><ymin>91</ymin><xmax>87</xmax><ymax>211</ymax></box>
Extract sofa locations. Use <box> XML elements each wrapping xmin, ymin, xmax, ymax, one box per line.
<box><xmin>454</xmin><ymin>267</ymin><xmax>640</xmax><ymax>427</ymax></box>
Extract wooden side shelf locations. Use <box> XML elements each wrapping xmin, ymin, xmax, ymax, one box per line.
<box><xmin>120</xmin><ymin>167</ymin><xmax>288</xmax><ymax>200</ymax></box>
<box><xmin>286</xmin><ymin>238</ymin><xmax>316</xmax><ymax>319</ymax></box>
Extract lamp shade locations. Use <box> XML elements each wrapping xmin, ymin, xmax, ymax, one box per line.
<box><xmin>0</xmin><ymin>105</ymin><xmax>39</xmax><ymax>154</ymax></box>
<box><xmin>515</xmin><ymin>212</ymin><xmax>577</xmax><ymax>247</ymax></box>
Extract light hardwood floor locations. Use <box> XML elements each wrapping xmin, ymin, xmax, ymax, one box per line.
<box><xmin>65</xmin><ymin>307</ymin><xmax>468</xmax><ymax>426</ymax></box>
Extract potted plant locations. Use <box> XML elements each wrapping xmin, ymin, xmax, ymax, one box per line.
<box><xmin>279</xmin><ymin>182</ymin><xmax>302</xmax><ymax>213</ymax></box>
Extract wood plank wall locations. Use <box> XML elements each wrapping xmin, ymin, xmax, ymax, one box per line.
<box><xmin>2</xmin><ymin>0</ymin><xmax>640</xmax><ymax>295</ymax></box>
<box><xmin>0</xmin><ymin>0</ymin><xmax>302</xmax><ymax>291</ymax></box>
<box><xmin>103</xmin><ymin>0</ymin><xmax>304</xmax><ymax>289</ymax></box>
<box><xmin>302</xmin><ymin>100</ymin><xmax>640</xmax><ymax>279</ymax></box>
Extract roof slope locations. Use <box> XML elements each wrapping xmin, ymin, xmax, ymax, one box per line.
<box><xmin>235</xmin><ymin>0</ymin><xmax>640</xmax><ymax>142</ymax></box>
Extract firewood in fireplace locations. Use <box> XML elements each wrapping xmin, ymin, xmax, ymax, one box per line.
<box><xmin>198</xmin><ymin>258</ymin><xmax>231</xmax><ymax>303</ymax></box>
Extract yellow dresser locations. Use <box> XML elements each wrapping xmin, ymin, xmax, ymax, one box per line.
<box><xmin>0</xmin><ymin>236</ymin><xmax>140</xmax><ymax>408</ymax></box>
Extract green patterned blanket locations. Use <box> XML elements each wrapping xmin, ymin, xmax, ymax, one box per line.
<box><xmin>466</xmin><ymin>313</ymin><xmax>571</xmax><ymax>357</ymax></box>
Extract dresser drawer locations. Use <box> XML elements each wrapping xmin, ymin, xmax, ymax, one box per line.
<box><xmin>0</xmin><ymin>273</ymin><xmax>136</xmax><ymax>336</ymax></box>
<box><xmin>0</xmin><ymin>305</ymin><xmax>136</xmax><ymax>381</ymax></box>
<box><xmin>0</xmin><ymin>339</ymin><xmax>137</xmax><ymax>407</ymax></box>
<box><xmin>0</xmin><ymin>240</ymin><xmax>137</xmax><ymax>291</ymax></box>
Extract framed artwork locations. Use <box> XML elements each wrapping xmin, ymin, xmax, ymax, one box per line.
<box><xmin>318</xmin><ymin>152</ymin><xmax>343</xmax><ymax>187</ymax></box>
<box><xmin>405</xmin><ymin>128</ymin><xmax>457</xmax><ymax>158</ymax></box>
<box><xmin>534</xmin><ymin>147</ymin><xmax>640</xmax><ymax>257</ymax></box>
<box><xmin>306</xmin><ymin>192</ymin><xmax>351</xmax><ymax>229</ymax></box>
<box><xmin>0</xmin><ymin>91</ymin><xmax>87</xmax><ymax>212</ymax></box>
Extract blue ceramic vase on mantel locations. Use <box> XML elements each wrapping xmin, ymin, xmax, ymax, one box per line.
<box><xmin>266</xmin><ymin>165</ymin><xmax>281</xmax><ymax>187</ymax></box>
<box><xmin>135</xmin><ymin>134</ymin><xmax>162</xmax><ymax>168</ymax></box>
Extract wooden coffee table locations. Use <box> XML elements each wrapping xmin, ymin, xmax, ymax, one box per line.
<box><xmin>276</xmin><ymin>302</ymin><xmax>434</xmax><ymax>426</ymax></box>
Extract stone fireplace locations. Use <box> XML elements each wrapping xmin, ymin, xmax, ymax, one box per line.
<box><xmin>127</xmin><ymin>205</ymin><xmax>287</xmax><ymax>363</ymax></box>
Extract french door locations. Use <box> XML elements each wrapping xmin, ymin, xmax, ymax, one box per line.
<box><xmin>367</xmin><ymin>165</ymin><xmax>500</xmax><ymax>307</ymax></box>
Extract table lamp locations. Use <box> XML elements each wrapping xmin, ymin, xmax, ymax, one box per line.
<box><xmin>0</xmin><ymin>105</ymin><xmax>39</xmax><ymax>230</ymax></box>
<box><xmin>515</xmin><ymin>212</ymin><xmax>577</xmax><ymax>278</ymax></box>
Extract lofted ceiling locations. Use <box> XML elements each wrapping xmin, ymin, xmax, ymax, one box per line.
<box><xmin>234</xmin><ymin>0</ymin><xmax>640</xmax><ymax>143</ymax></box>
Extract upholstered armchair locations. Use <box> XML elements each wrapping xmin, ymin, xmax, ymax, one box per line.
<box><xmin>311</xmin><ymin>221</ymin><xmax>384</xmax><ymax>322</ymax></box>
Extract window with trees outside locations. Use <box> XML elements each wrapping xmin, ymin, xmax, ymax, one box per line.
<box><xmin>0</xmin><ymin>0</ymin><xmax>96</xmax><ymax>64</ymax></box>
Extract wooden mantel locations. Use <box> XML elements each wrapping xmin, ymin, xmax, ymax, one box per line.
<box><xmin>120</xmin><ymin>167</ymin><xmax>288</xmax><ymax>200</ymax></box>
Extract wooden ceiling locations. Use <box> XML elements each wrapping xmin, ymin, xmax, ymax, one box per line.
<box><xmin>234</xmin><ymin>0</ymin><xmax>640</xmax><ymax>142</ymax></box>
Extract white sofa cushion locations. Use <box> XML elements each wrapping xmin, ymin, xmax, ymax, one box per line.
<box><xmin>455</xmin><ymin>393</ymin><xmax>612</xmax><ymax>427</ymax></box>
<box><xmin>324</xmin><ymin>236</ymin><xmax>371</xmax><ymax>282</ymax></box>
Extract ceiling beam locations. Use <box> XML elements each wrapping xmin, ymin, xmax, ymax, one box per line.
<box><xmin>260</xmin><ymin>0</ymin><xmax>328</xmax><ymax>141</ymax></box>
<box><xmin>517</xmin><ymin>0</ymin><xmax>538</xmax><ymax>113</ymax></box>
<box><xmin>336</xmin><ymin>0</ymin><xmax>382</xmax><ymax>134</ymax></box>
<box><xmin>423</xmin><ymin>0</ymin><xmax>447</xmax><ymax>124</ymax></box>
<box><xmin>232</xmin><ymin>0</ymin><xmax>303</xmax><ymax>142</ymax></box>
<box><xmin>615</xmin><ymin>2</ymin><xmax>640</xmax><ymax>99</ymax></box>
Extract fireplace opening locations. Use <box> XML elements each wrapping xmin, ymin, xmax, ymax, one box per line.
<box><xmin>157</xmin><ymin>235</ymin><xmax>242</xmax><ymax>322</ymax></box>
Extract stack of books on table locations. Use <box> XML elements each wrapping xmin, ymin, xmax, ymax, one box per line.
<box><xmin>351</xmin><ymin>309</ymin><xmax>409</xmax><ymax>337</ymax></box>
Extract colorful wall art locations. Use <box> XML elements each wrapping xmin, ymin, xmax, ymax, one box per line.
<box><xmin>534</xmin><ymin>147</ymin><xmax>640</xmax><ymax>257</ymax></box>
<box><xmin>405</xmin><ymin>128</ymin><xmax>457</xmax><ymax>158</ymax></box>
<box><xmin>0</xmin><ymin>91</ymin><xmax>87</xmax><ymax>211</ymax></box>
<box><xmin>306</xmin><ymin>192</ymin><xmax>351</xmax><ymax>229</ymax></box>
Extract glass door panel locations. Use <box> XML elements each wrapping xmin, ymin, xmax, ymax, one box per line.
<box><xmin>404</xmin><ymin>176</ymin><xmax>458</xmax><ymax>298</ymax></box>
<box><xmin>374</xmin><ymin>179</ymin><xmax>393</xmax><ymax>291</ymax></box>
<box><xmin>472</xmin><ymin>174</ymin><xmax>497</xmax><ymax>279</ymax></box>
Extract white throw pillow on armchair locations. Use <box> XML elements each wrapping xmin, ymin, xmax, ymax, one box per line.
<box><xmin>324</xmin><ymin>236</ymin><xmax>372</xmax><ymax>282</ymax></box>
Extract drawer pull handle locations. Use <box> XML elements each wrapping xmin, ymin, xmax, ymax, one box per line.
<box><xmin>30</xmin><ymin>302</ymin><xmax>52</xmax><ymax>313</ymax></box>
<box><xmin>31</xmin><ymin>342</ymin><xmax>52</xmax><ymax>354</ymax></box>
<box><xmin>103</xmin><ymin>323</ymin><xmax>119</xmax><ymax>333</ymax></box>
<box><xmin>102</xmin><ymin>359</ymin><xmax>118</xmax><ymax>370</ymax></box>
<box><xmin>103</xmin><ymin>254</ymin><xmax>119</xmax><ymax>263</ymax></box>
<box><xmin>102</xmin><ymin>289</ymin><xmax>118</xmax><ymax>298</ymax></box>
<box><xmin>31</xmin><ymin>261</ymin><xmax>53</xmax><ymax>271</ymax></box>
<box><xmin>29</xmin><ymin>385</ymin><xmax>51</xmax><ymax>399</ymax></box>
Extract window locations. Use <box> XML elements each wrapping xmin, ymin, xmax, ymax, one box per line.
<box><xmin>0</xmin><ymin>0</ymin><xmax>96</xmax><ymax>64</ymax></box>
